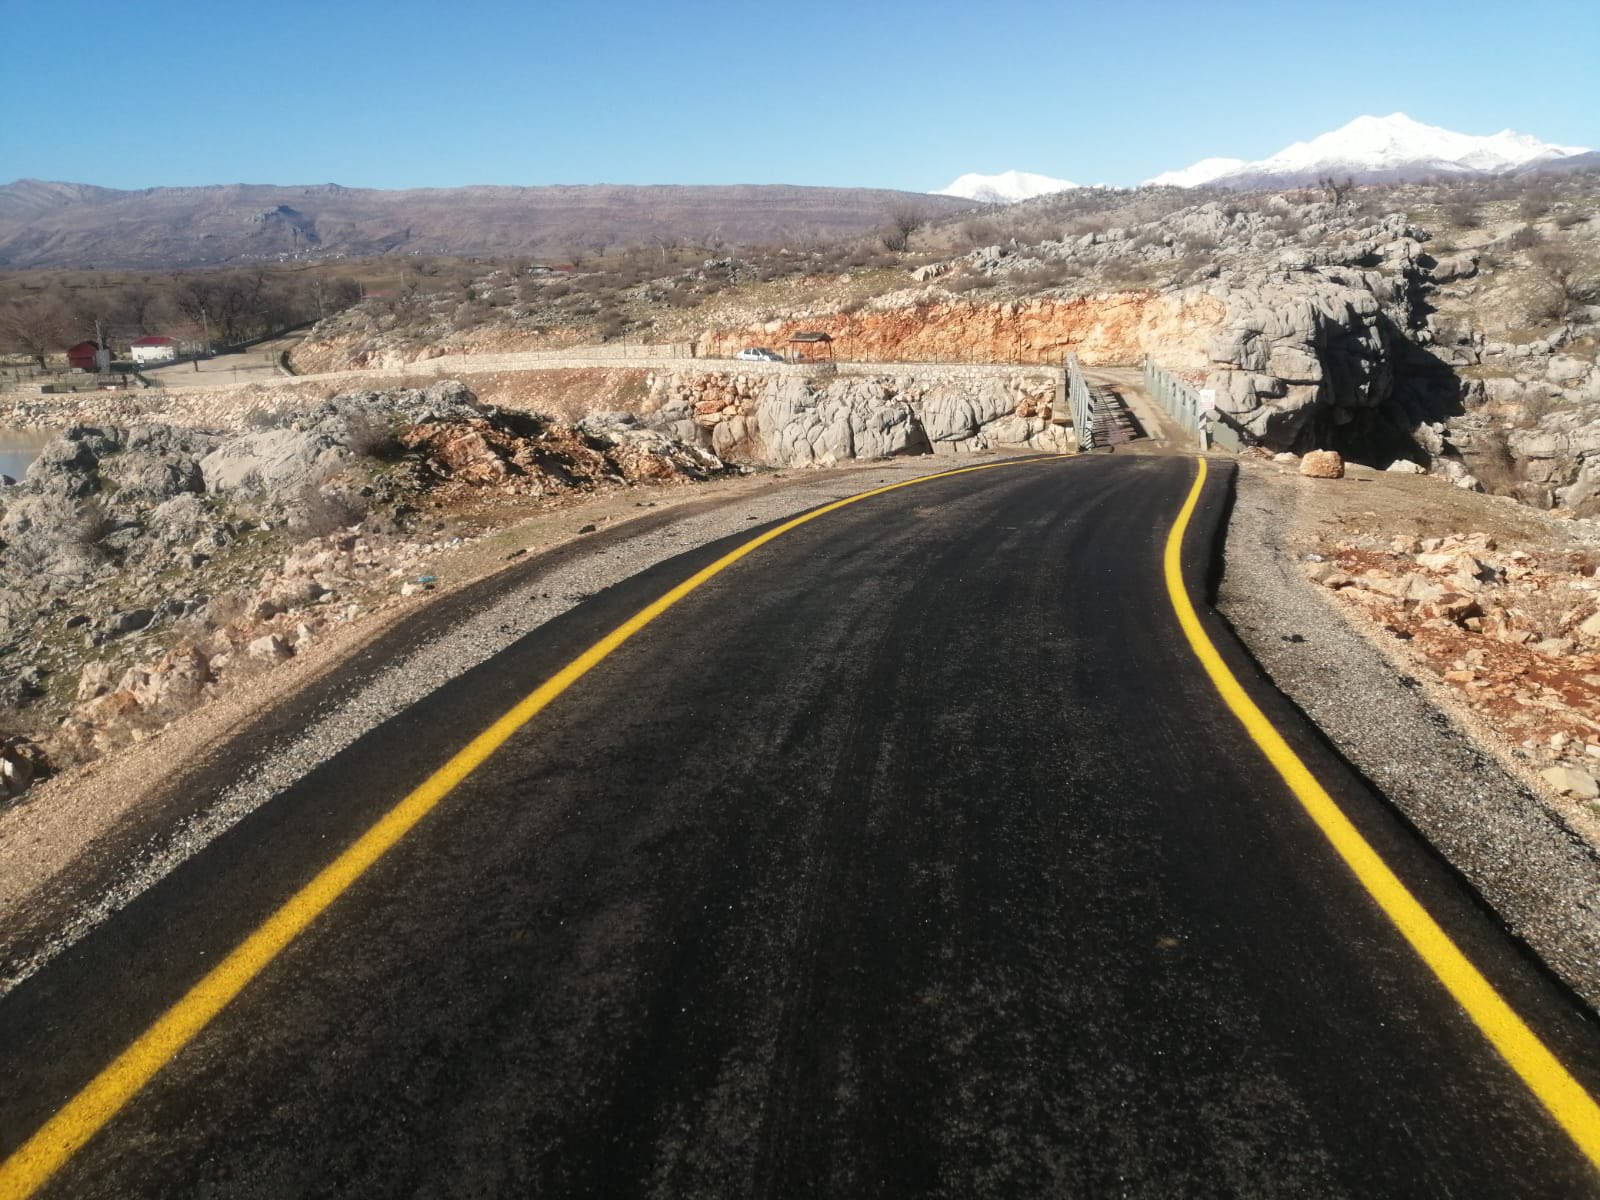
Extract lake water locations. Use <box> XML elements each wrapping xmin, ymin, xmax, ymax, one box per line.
<box><xmin>0</xmin><ymin>430</ymin><xmax>54</xmax><ymax>482</ymax></box>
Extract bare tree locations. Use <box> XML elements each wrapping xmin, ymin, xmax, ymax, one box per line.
<box><xmin>113</xmin><ymin>282</ymin><xmax>164</xmax><ymax>336</ymax></box>
<box><xmin>1530</xmin><ymin>242</ymin><xmax>1598</xmax><ymax>324</ymax></box>
<box><xmin>1317</xmin><ymin>175</ymin><xmax>1355</xmax><ymax>210</ymax></box>
<box><xmin>0</xmin><ymin>295</ymin><xmax>74</xmax><ymax>367</ymax></box>
<box><xmin>880</xmin><ymin>206</ymin><xmax>928</xmax><ymax>252</ymax></box>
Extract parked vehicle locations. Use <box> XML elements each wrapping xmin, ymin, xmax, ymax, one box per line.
<box><xmin>734</xmin><ymin>347</ymin><xmax>784</xmax><ymax>362</ymax></box>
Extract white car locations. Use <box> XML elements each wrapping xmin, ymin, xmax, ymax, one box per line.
<box><xmin>735</xmin><ymin>347</ymin><xmax>784</xmax><ymax>362</ymax></box>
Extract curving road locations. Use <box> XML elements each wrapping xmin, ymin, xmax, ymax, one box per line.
<box><xmin>5</xmin><ymin>453</ymin><xmax>1600</xmax><ymax>1197</ymax></box>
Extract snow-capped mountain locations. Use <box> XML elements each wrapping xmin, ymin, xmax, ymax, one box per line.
<box><xmin>932</xmin><ymin>170</ymin><xmax>1079</xmax><ymax>205</ymax></box>
<box><xmin>1147</xmin><ymin>113</ymin><xmax>1590</xmax><ymax>189</ymax></box>
<box><xmin>1143</xmin><ymin>157</ymin><xmax>1248</xmax><ymax>189</ymax></box>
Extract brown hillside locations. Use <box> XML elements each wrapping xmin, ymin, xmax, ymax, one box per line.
<box><xmin>0</xmin><ymin>180</ymin><xmax>973</xmax><ymax>269</ymax></box>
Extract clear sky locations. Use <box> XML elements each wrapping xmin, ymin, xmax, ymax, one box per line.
<box><xmin>2</xmin><ymin>0</ymin><xmax>1595</xmax><ymax>193</ymax></box>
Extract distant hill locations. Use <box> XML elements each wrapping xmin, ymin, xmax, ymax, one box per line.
<box><xmin>0</xmin><ymin>180</ymin><xmax>974</xmax><ymax>269</ymax></box>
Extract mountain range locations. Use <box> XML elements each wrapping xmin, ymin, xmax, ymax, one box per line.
<box><xmin>937</xmin><ymin>113</ymin><xmax>1593</xmax><ymax>202</ymax></box>
<box><xmin>0</xmin><ymin>180</ymin><xmax>971</xmax><ymax>271</ymax></box>
<box><xmin>3</xmin><ymin>114</ymin><xmax>1593</xmax><ymax>270</ymax></box>
<box><xmin>932</xmin><ymin>170</ymin><xmax>1081</xmax><ymax>205</ymax></box>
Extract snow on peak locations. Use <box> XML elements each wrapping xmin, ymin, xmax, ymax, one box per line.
<box><xmin>1152</xmin><ymin>113</ymin><xmax>1590</xmax><ymax>187</ymax></box>
<box><xmin>932</xmin><ymin>170</ymin><xmax>1079</xmax><ymax>205</ymax></box>
<box><xmin>1142</xmin><ymin>157</ymin><xmax>1248</xmax><ymax>188</ymax></box>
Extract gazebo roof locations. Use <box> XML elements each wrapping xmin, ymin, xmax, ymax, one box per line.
<box><xmin>788</xmin><ymin>331</ymin><xmax>833</xmax><ymax>343</ymax></box>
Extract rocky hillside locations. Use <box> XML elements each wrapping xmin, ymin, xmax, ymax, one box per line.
<box><xmin>275</xmin><ymin>173</ymin><xmax>1598</xmax><ymax>500</ymax></box>
<box><xmin>0</xmin><ymin>382</ymin><xmax>721</xmax><ymax>791</ymax></box>
<box><xmin>0</xmin><ymin>180</ymin><xmax>971</xmax><ymax>270</ymax></box>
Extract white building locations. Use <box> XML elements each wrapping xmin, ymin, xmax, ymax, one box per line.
<box><xmin>129</xmin><ymin>335</ymin><xmax>179</xmax><ymax>365</ymax></box>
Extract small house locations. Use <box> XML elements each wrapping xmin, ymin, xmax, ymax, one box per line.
<box><xmin>130</xmin><ymin>335</ymin><xmax>178</xmax><ymax>365</ymax></box>
<box><xmin>66</xmin><ymin>341</ymin><xmax>103</xmax><ymax>372</ymax></box>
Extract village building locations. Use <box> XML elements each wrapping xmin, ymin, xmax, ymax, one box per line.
<box><xmin>66</xmin><ymin>341</ymin><xmax>106</xmax><ymax>372</ymax></box>
<box><xmin>129</xmin><ymin>335</ymin><xmax>179</xmax><ymax>364</ymax></box>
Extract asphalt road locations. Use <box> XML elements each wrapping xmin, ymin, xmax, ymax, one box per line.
<box><xmin>6</xmin><ymin>453</ymin><xmax>1600</xmax><ymax>1197</ymax></box>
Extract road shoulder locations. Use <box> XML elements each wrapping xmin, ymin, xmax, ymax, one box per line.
<box><xmin>1218</xmin><ymin>459</ymin><xmax>1600</xmax><ymax>1011</ymax></box>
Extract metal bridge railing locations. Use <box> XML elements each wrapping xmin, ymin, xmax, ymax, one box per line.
<box><xmin>1141</xmin><ymin>356</ymin><xmax>1249</xmax><ymax>453</ymax></box>
<box><xmin>1066</xmin><ymin>353</ymin><xmax>1096</xmax><ymax>452</ymax></box>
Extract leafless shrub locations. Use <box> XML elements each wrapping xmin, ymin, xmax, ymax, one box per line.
<box><xmin>290</xmin><ymin>484</ymin><xmax>367</xmax><ymax>537</ymax></box>
<box><xmin>344</xmin><ymin>411</ymin><xmax>401</xmax><ymax>459</ymax></box>
<box><xmin>957</xmin><ymin>218</ymin><xmax>1004</xmax><ymax>249</ymax></box>
<box><xmin>1505</xmin><ymin>224</ymin><xmax>1543</xmax><ymax>252</ymax></box>
<box><xmin>1442</xmin><ymin>199</ymin><xmax>1484</xmax><ymax>230</ymax></box>
<box><xmin>1468</xmin><ymin>427</ymin><xmax>1521</xmax><ymax>496</ymax></box>
<box><xmin>1529</xmin><ymin>242</ymin><xmax>1599</xmax><ymax>324</ymax></box>
<box><xmin>1519</xmin><ymin>187</ymin><xmax>1556</xmax><ymax>220</ymax></box>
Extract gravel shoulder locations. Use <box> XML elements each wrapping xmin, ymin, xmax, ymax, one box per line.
<box><xmin>0</xmin><ymin>454</ymin><xmax>993</xmax><ymax>993</ymax></box>
<box><xmin>1218</xmin><ymin>458</ymin><xmax>1600</xmax><ymax>1010</ymax></box>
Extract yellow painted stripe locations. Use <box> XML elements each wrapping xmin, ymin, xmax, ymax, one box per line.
<box><xmin>0</xmin><ymin>455</ymin><xmax>1062</xmax><ymax>1199</ymax></box>
<box><xmin>1165</xmin><ymin>456</ymin><xmax>1600</xmax><ymax>1170</ymax></box>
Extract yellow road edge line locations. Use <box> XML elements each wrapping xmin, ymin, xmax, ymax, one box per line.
<box><xmin>1165</xmin><ymin>455</ymin><xmax>1600</xmax><ymax>1170</ymax></box>
<box><xmin>0</xmin><ymin>454</ymin><xmax>1063</xmax><ymax>1200</ymax></box>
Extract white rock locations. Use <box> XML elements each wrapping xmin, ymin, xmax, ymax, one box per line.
<box><xmin>247</xmin><ymin>633</ymin><xmax>292</xmax><ymax>662</ymax></box>
<box><xmin>1541</xmin><ymin>765</ymin><xmax>1599</xmax><ymax>800</ymax></box>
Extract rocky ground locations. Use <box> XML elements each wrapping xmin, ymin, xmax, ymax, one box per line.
<box><xmin>275</xmin><ymin>173</ymin><xmax>1596</xmax><ymax>511</ymax></box>
<box><xmin>0</xmin><ymin>381</ymin><xmax>725</xmax><ymax>796</ymax></box>
<box><xmin>1230</xmin><ymin>445</ymin><xmax>1600</xmax><ymax>824</ymax></box>
<box><xmin>1300</xmin><ymin>467</ymin><xmax>1600</xmax><ymax>802</ymax></box>
<box><xmin>1220</xmin><ymin>453</ymin><xmax>1600</xmax><ymax>1007</ymax></box>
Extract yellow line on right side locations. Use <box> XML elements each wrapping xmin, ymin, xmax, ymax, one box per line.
<box><xmin>1164</xmin><ymin>455</ymin><xmax>1600</xmax><ymax>1170</ymax></box>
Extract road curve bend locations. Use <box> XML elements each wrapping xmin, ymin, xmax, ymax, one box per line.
<box><xmin>4</xmin><ymin>453</ymin><xmax>1600</xmax><ymax>1198</ymax></box>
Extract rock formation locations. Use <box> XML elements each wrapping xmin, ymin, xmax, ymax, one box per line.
<box><xmin>642</xmin><ymin>369</ymin><xmax>1067</xmax><ymax>466</ymax></box>
<box><xmin>0</xmin><ymin>381</ymin><xmax>721</xmax><ymax>792</ymax></box>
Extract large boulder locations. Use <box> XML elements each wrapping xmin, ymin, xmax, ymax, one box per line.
<box><xmin>1299</xmin><ymin>450</ymin><xmax>1345</xmax><ymax>479</ymax></box>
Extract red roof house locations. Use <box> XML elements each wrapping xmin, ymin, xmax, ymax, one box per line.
<box><xmin>67</xmin><ymin>341</ymin><xmax>102</xmax><ymax>371</ymax></box>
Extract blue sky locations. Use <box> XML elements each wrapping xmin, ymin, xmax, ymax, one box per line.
<box><xmin>2</xmin><ymin>0</ymin><xmax>1595</xmax><ymax>192</ymax></box>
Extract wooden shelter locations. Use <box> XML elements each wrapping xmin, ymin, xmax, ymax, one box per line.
<box><xmin>788</xmin><ymin>331</ymin><xmax>834</xmax><ymax>363</ymax></box>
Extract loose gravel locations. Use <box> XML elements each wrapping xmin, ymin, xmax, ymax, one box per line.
<box><xmin>1218</xmin><ymin>460</ymin><xmax>1600</xmax><ymax>1011</ymax></box>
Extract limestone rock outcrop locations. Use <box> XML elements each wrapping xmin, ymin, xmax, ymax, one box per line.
<box><xmin>643</xmin><ymin>369</ymin><xmax>1067</xmax><ymax>467</ymax></box>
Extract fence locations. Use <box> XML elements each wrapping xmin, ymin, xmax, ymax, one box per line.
<box><xmin>1066</xmin><ymin>354</ymin><xmax>1096</xmax><ymax>451</ymax></box>
<box><xmin>1141</xmin><ymin>356</ymin><xmax>1249</xmax><ymax>452</ymax></box>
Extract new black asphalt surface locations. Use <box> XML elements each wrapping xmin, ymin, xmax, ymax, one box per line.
<box><xmin>6</xmin><ymin>453</ymin><xmax>1600</xmax><ymax>1197</ymax></box>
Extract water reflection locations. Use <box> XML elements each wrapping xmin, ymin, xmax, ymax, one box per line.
<box><xmin>0</xmin><ymin>430</ymin><xmax>54</xmax><ymax>482</ymax></box>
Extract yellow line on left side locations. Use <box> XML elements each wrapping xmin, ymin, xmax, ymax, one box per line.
<box><xmin>1164</xmin><ymin>455</ymin><xmax>1600</xmax><ymax>1172</ymax></box>
<box><xmin>0</xmin><ymin>455</ymin><xmax>1061</xmax><ymax>1200</ymax></box>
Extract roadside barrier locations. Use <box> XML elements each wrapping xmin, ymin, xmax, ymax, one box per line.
<box><xmin>1142</xmin><ymin>356</ymin><xmax>1250</xmax><ymax>452</ymax></box>
<box><xmin>1066</xmin><ymin>354</ymin><xmax>1096</xmax><ymax>451</ymax></box>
